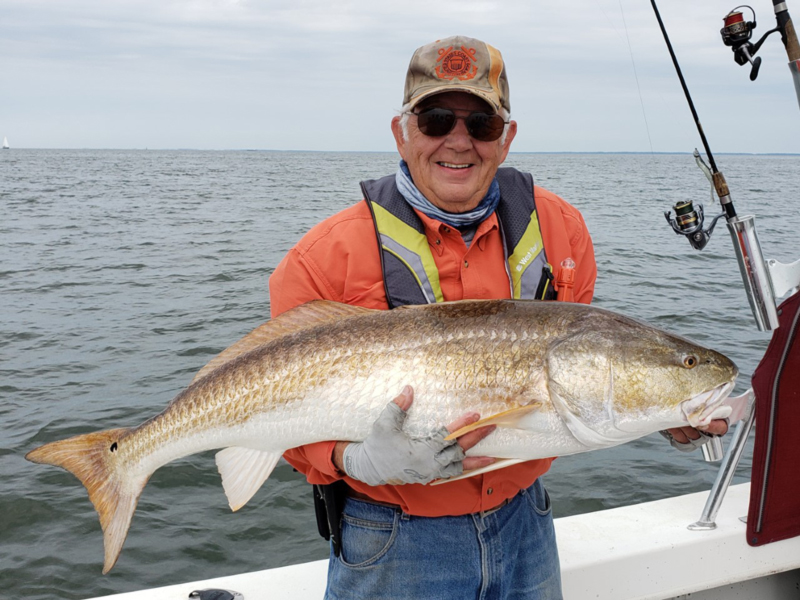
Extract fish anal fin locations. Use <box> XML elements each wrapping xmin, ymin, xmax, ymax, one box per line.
<box><xmin>444</xmin><ymin>404</ymin><xmax>542</xmax><ymax>442</ymax></box>
<box><xmin>430</xmin><ymin>458</ymin><xmax>526</xmax><ymax>485</ymax></box>
<box><xmin>191</xmin><ymin>300</ymin><xmax>376</xmax><ymax>384</ymax></box>
<box><xmin>215</xmin><ymin>447</ymin><xmax>282</xmax><ymax>512</ymax></box>
<box><xmin>26</xmin><ymin>428</ymin><xmax>146</xmax><ymax>574</ymax></box>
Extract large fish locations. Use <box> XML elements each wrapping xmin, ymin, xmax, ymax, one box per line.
<box><xmin>27</xmin><ymin>299</ymin><xmax>742</xmax><ymax>573</ymax></box>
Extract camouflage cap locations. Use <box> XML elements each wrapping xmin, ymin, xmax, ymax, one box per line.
<box><xmin>403</xmin><ymin>35</ymin><xmax>510</xmax><ymax>113</ymax></box>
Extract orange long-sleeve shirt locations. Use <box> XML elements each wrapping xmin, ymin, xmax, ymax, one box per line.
<box><xmin>268</xmin><ymin>184</ymin><xmax>597</xmax><ymax>517</ymax></box>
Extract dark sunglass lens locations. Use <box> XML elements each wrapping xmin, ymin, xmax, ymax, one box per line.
<box><xmin>466</xmin><ymin>113</ymin><xmax>505</xmax><ymax>142</ymax></box>
<box><xmin>416</xmin><ymin>108</ymin><xmax>455</xmax><ymax>137</ymax></box>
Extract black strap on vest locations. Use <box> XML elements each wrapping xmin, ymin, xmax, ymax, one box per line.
<box><xmin>494</xmin><ymin>168</ymin><xmax>536</xmax><ymax>252</ymax></box>
<box><xmin>360</xmin><ymin>175</ymin><xmax>424</xmax><ymax>308</ymax></box>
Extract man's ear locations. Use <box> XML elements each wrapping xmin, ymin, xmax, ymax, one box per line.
<box><xmin>498</xmin><ymin>120</ymin><xmax>517</xmax><ymax>164</ymax></box>
<box><xmin>391</xmin><ymin>116</ymin><xmax>407</xmax><ymax>160</ymax></box>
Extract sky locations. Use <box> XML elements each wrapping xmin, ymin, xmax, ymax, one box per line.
<box><xmin>2</xmin><ymin>0</ymin><xmax>799</xmax><ymax>153</ymax></box>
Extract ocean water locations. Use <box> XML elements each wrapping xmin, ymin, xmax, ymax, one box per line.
<box><xmin>1</xmin><ymin>149</ymin><xmax>798</xmax><ymax>599</ymax></box>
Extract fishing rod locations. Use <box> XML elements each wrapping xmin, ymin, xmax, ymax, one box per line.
<box><xmin>652</xmin><ymin>0</ymin><xmax>735</xmax><ymax>222</ymax></box>
<box><xmin>658</xmin><ymin>0</ymin><xmax>800</xmax><ymax>254</ymax></box>
<box><xmin>650</xmin><ymin>0</ymin><xmax>800</xmax><ymax>536</ymax></box>
<box><xmin>652</xmin><ymin>0</ymin><xmax>786</xmax><ymax>333</ymax></box>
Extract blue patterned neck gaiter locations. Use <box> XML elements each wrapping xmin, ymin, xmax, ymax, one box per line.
<box><xmin>394</xmin><ymin>161</ymin><xmax>500</xmax><ymax>228</ymax></box>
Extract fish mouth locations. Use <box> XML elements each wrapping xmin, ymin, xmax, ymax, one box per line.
<box><xmin>681</xmin><ymin>381</ymin><xmax>738</xmax><ymax>428</ymax></box>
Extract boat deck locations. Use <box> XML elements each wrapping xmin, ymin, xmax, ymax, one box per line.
<box><xmin>89</xmin><ymin>483</ymin><xmax>800</xmax><ymax>600</ymax></box>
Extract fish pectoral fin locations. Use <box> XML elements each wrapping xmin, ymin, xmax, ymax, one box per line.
<box><xmin>191</xmin><ymin>300</ymin><xmax>376</xmax><ymax>385</ymax></box>
<box><xmin>429</xmin><ymin>458</ymin><xmax>526</xmax><ymax>485</ymax></box>
<box><xmin>444</xmin><ymin>404</ymin><xmax>542</xmax><ymax>441</ymax></box>
<box><xmin>215</xmin><ymin>447</ymin><xmax>282</xmax><ymax>512</ymax></box>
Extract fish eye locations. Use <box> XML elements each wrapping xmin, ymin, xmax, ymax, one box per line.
<box><xmin>683</xmin><ymin>355</ymin><xmax>698</xmax><ymax>369</ymax></box>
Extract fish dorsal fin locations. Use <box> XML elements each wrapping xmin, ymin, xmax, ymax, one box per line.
<box><xmin>444</xmin><ymin>404</ymin><xmax>542</xmax><ymax>441</ymax></box>
<box><xmin>215</xmin><ymin>447</ymin><xmax>283</xmax><ymax>511</ymax></box>
<box><xmin>191</xmin><ymin>300</ymin><xmax>375</xmax><ymax>384</ymax></box>
<box><xmin>430</xmin><ymin>458</ymin><xmax>527</xmax><ymax>485</ymax></box>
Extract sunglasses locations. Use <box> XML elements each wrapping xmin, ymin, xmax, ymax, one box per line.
<box><xmin>407</xmin><ymin>108</ymin><xmax>508</xmax><ymax>142</ymax></box>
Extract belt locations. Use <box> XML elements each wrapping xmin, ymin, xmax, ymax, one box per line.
<box><xmin>480</xmin><ymin>495</ymin><xmax>513</xmax><ymax>518</ymax></box>
<box><xmin>346</xmin><ymin>487</ymin><xmax>516</xmax><ymax>517</ymax></box>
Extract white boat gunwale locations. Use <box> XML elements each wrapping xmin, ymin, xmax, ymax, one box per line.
<box><xmin>85</xmin><ymin>483</ymin><xmax>800</xmax><ymax>600</ymax></box>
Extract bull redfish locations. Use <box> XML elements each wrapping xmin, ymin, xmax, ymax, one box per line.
<box><xmin>26</xmin><ymin>299</ymin><xmax>741</xmax><ymax>573</ymax></box>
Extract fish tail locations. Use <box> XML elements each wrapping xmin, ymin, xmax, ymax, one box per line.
<box><xmin>26</xmin><ymin>428</ymin><xmax>146</xmax><ymax>574</ymax></box>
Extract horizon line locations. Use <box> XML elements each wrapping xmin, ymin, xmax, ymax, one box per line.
<box><xmin>3</xmin><ymin>148</ymin><xmax>799</xmax><ymax>156</ymax></box>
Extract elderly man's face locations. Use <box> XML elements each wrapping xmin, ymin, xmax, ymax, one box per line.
<box><xmin>391</xmin><ymin>92</ymin><xmax>517</xmax><ymax>213</ymax></box>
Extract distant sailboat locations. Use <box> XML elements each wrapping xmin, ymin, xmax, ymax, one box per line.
<box><xmin>2</xmin><ymin>136</ymin><xmax>8</xmax><ymax>149</ymax></box>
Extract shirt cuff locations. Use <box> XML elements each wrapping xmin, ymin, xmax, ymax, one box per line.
<box><xmin>304</xmin><ymin>440</ymin><xmax>341</xmax><ymax>478</ymax></box>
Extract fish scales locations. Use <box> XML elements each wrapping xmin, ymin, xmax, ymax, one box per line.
<box><xmin>26</xmin><ymin>299</ymin><xmax>740</xmax><ymax>573</ymax></box>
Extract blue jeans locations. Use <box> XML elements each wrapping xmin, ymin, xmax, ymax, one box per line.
<box><xmin>325</xmin><ymin>479</ymin><xmax>562</xmax><ymax>600</ymax></box>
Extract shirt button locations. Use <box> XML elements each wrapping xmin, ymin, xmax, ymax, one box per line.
<box><xmin>464</xmin><ymin>260</ymin><xmax>469</xmax><ymax>268</ymax></box>
<box><xmin>435</xmin><ymin>239</ymin><xmax>441</xmax><ymax>245</ymax></box>
<box><xmin>487</xmin><ymin>488</ymin><xmax>494</xmax><ymax>495</ymax></box>
<box><xmin>443</xmin><ymin>227</ymin><xmax>450</xmax><ymax>233</ymax></box>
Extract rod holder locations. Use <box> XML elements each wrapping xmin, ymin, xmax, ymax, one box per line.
<box><xmin>702</xmin><ymin>436</ymin><xmax>725</xmax><ymax>462</ymax></box>
<box><xmin>767</xmin><ymin>257</ymin><xmax>800</xmax><ymax>298</ymax></box>
<box><xmin>727</xmin><ymin>216</ymin><xmax>780</xmax><ymax>331</ymax></box>
<box><xmin>689</xmin><ymin>389</ymin><xmax>756</xmax><ymax>531</ymax></box>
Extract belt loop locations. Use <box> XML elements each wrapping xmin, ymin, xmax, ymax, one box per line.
<box><xmin>472</xmin><ymin>512</ymin><xmax>487</xmax><ymax>532</ymax></box>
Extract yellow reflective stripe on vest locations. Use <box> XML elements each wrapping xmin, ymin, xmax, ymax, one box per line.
<box><xmin>371</xmin><ymin>203</ymin><xmax>444</xmax><ymax>304</ymax></box>
<box><xmin>507</xmin><ymin>210</ymin><xmax>547</xmax><ymax>299</ymax></box>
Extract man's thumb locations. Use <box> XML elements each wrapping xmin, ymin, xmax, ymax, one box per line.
<box><xmin>393</xmin><ymin>385</ymin><xmax>413</xmax><ymax>412</ymax></box>
<box><xmin>379</xmin><ymin>386</ymin><xmax>413</xmax><ymax>430</ymax></box>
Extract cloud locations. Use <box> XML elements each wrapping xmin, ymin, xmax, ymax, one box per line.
<box><xmin>1</xmin><ymin>0</ymin><xmax>797</xmax><ymax>152</ymax></box>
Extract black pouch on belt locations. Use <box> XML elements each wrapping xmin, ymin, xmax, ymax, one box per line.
<box><xmin>313</xmin><ymin>480</ymin><xmax>348</xmax><ymax>557</ymax></box>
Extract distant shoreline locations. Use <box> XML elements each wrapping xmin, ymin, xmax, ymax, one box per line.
<box><xmin>3</xmin><ymin>148</ymin><xmax>799</xmax><ymax>156</ymax></box>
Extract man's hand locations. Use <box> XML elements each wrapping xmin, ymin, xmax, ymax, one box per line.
<box><xmin>334</xmin><ymin>385</ymin><xmax>496</xmax><ymax>486</ymax></box>
<box><xmin>663</xmin><ymin>419</ymin><xmax>729</xmax><ymax>452</ymax></box>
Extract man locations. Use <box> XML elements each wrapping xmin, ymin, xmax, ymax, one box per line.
<box><xmin>269</xmin><ymin>35</ymin><xmax>725</xmax><ymax>600</ymax></box>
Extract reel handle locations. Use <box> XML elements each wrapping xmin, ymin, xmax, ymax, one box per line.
<box><xmin>738</xmin><ymin>44</ymin><xmax>763</xmax><ymax>80</ymax></box>
<box><xmin>751</xmin><ymin>55</ymin><xmax>763</xmax><ymax>80</ymax></box>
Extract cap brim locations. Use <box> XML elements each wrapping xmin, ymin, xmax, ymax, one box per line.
<box><xmin>408</xmin><ymin>86</ymin><xmax>501</xmax><ymax>113</ymax></box>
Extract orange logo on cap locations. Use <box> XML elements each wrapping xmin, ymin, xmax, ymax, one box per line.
<box><xmin>435</xmin><ymin>46</ymin><xmax>478</xmax><ymax>81</ymax></box>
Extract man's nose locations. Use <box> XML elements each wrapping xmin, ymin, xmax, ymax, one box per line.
<box><xmin>444</xmin><ymin>117</ymin><xmax>473</xmax><ymax>151</ymax></box>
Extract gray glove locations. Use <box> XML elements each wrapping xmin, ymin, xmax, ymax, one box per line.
<box><xmin>342</xmin><ymin>401</ymin><xmax>465</xmax><ymax>485</ymax></box>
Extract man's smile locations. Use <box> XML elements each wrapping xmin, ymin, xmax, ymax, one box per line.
<box><xmin>437</xmin><ymin>161</ymin><xmax>473</xmax><ymax>170</ymax></box>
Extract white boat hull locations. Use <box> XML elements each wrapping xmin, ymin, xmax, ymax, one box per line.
<box><xmin>86</xmin><ymin>483</ymin><xmax>800</xmax><ymax>600</ymax></box>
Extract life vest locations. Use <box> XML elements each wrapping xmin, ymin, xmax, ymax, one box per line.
<box><xmin>361</xmin><ymin>167</ymin><xmax>555</xmax><ymax>308</ymax></box>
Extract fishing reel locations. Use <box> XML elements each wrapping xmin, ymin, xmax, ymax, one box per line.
<box><xmin>721</xmin><ymin>6</ymin><xmax>780</xmax><ymax>81</ymax></box>
<box><xmin>664</xmin><ymin>201</ymin><xmax>724</xmax><ymax>250</ymax></box>
<box><xmin>664</xmin><ymin>151</ymin><xmax>727</xmax><ymax>251</ymax></box>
